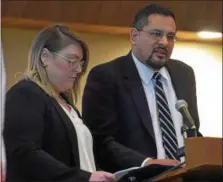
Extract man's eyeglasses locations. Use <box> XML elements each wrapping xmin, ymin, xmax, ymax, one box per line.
<box><xmin>140</xmin><ymin>30</ymin><xmax>177</xmax><ymax>42</ymax></box>
<box><xmin>53</xmin><ymin>52</ymin><xmax>85</xmax><ymax>67</ymax></box>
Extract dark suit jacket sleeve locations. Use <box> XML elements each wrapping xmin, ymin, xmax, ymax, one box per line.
<box><xmin>188</xmin><ymin>66</ymin><xmax>202</xmax><ymax>136</ymax></box>
<box><xmin>3</xmin><ymin>86</ymin><xmax>91</xmax><ymax>182</ymax></box>
<box><xmin>82</xmin><ymin>65</ymin><xmax>147</xmax><ymax>171</ymax></box>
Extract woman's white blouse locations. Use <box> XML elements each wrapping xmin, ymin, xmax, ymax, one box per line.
<box><xmin>60</xmin><ymin>104</ymin><xmax>96</xmax><ymax>172</ymax></box>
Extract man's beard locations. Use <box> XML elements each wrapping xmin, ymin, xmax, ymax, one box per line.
<box><xmin>145</xmin><ymin>48</ymin><xmax>169</xmax><ymax>70</ymax></box>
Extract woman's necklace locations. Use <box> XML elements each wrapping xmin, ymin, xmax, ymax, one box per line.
<box><xmin>56</xmin><ymin>95</ymin><xmax>71</xmax><ymax>112</ymax></box>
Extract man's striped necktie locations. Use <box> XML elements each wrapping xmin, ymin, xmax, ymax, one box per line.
<box><xmin>153</xmin><ymin>72</ymin><xmax>179</xmax><ymax>159</ymax></box>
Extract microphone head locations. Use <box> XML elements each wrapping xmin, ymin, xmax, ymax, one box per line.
<box><xmin>175</xmin><ymin>100</ymin><xmax>188</xmax><ymax>111</ymax></box>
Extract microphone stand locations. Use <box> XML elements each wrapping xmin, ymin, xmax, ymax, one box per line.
<box><xmin>176</xmin><ymin>124</ymin><xmax>198</xmax><ymax>159</ymax></box>
<box><xmin>176</xmin><ymin>124</ymin><xmax>187</xmax><ymax>159</ymax></box>
<box><xmin>181</xmin><ymin>124</ymin><xmax>188</xmax><ymax>139</ymax></box>
<box><xmin>190</xmin><ymin>125</ymin><xmax>198</xmax><ymax>137</ymax></box>
<box><xmin>184</xmin><ymin>125</ymin><xmax>198</xmax><ymax>138</ymax></box>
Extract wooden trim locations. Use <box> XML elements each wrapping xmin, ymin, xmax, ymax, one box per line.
<box><xmin>2</xmin><ymin>17</ymin><xmax>222</xmax><ymax>44</ymax></box>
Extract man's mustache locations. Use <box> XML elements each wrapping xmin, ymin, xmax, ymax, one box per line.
<box><xmin>153</xmin><ymin>46</ymin><xmax>168</xmax><ymax>53</ymax></box>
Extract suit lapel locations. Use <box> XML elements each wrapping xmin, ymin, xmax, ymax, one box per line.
<box><xmin>121</xmin><ymin>53</ymin><xmax>155</xmax><ymax>140</ymax></box>
<box><xmin>166</xmin><ymin>61</ymin><xmax>194</xmax><ymax>133</ymax></box>
<box><xmin>166</xmin><ymin>61</ymin><xmax>187</xmax><ymax>101</ymax></box>
<box><xmin>50</xmin><ymin>98</ymin><xmax>80</xmax><ymax>166</ymax></box>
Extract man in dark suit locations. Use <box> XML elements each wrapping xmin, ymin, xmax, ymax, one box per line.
<box><xmin>82</xmin><ymin>4</ymin><xmax>201</xmax><ymax>172</ymax></box>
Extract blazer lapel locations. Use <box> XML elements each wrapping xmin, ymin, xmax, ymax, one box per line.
<box><xmin>121</xmin><ymin>52</ymin><xmax>155</xmax><ymax>140</ymax></box>
<box><xmin>166</xmin><ymin>60</ymin><xmax>187</xmax><ymax>101</ymax></box>
<box><xmin>50</xmin><ymin>98</ymin><xmax>80</xmax><ymax>166</ymax></box>
<box><xmin>166</xmin><ymin>60</ymin><xmax>195</xmax><ymax>133</ymax></box>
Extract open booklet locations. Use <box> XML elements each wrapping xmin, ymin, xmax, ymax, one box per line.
<box><xmin>114</xmin><ymin>166</ymin><xmax>140</xmax><ymax>181</ymax></box>
<box><xmin>114</xmin><ymin>163</ymin><xmax>185</xmax><ymax>181</ymax></box>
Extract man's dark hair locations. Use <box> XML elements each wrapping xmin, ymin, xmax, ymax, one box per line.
<box><xmin>132</xmin><ymin>4</ymin><xmax>176</xmax><ymax>30</ymax></box>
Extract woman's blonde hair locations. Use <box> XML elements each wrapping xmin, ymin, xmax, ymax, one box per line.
<box><xmin>25</xmin><ymin>24</ymin><xmax>89</xmax><ymax>108</ymax></box>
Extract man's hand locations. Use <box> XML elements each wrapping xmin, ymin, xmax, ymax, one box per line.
<box><xmin>89</xmin><ymin>171</ymin><xmax>115</xmax><ymax>182</ymax></box>
<box><xmin>145</xmin><ymin>159</ymin><xmax>180</xmax><ymax>166</ymax></box>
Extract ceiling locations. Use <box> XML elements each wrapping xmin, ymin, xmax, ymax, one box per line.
<box><xmin>2</xmin><ymin>0</ymin><xmax>222</xmax><ymax>43</ymax></box>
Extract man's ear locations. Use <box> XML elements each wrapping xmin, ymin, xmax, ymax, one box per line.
<box><xmin>41</xmin><ymin>48</ymin><xmax>51</xmax><ymax>67</ymax></box>
<box><xmin>130</xmin><ymin>28</ymin><xmax>139</xmax><ymax>45</ymax></box>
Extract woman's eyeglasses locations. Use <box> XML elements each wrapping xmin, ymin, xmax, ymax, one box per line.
<box><xmin>53</xmin><ymin>52</ymin><xmax>85</xmax><ymax>67</ymax></box>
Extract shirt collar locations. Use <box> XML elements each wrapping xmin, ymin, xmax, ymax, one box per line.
<box><xmin>131</xmin><ymin>51</ymin><xmax>169</xmax><ymax>84</ymax></box>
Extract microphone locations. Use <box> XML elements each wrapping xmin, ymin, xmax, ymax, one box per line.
<box><xmin>175</xmin><ymin>100</ymin><xmax>196</xmax><ymax>129</ymax></box>
<box><xmin>175</xmin><ymin>100</ymin><xmax>197</xmax><ymax>158</ymax></box>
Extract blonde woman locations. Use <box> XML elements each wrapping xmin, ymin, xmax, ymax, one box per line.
<box><xmin>3</xmin><ymin>25</ymin><xmax>115</xmax><ymax>182</ymax></box>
